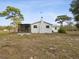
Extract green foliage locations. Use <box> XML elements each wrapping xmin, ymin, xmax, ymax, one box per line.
<box><xmin>0</xmin><ymin>11</ymin><xmax>8</xmax><ymax>17</ymax></box>
<box><xmin>6</xmin><ymin>6</ymin><xmax>20</xmax><ymax>14</ymax></box>
<box><xmin>0</xmin><ymin>26</ymin><xmax>13</xmax><ymax>30</ymax></box>
<box><xmin>5</xmin><ymin>26</ymin><xmax>13</xmax><ymax>30</ymax></box>
<box><xmin>70</xmin><ymin>0</ymin><xmax>79</xmax><ymax>28</ymax></box>
<box><xmin>70</xmin><ymin>0</ymin><xmax>79</xmax><ymax>16</ymax></box>
<box><xmin>63</xmin><ymin>25</ymin><xmax>78</xmax><ymax>31</ymax></box>
<box><xmin>75</xmin><ymin>24</ymin><xmax>79</xmax><ymax>29</ymax></box>
<box><xmin>0</xmin><ymin>26</ymin><xmax>6</xmax><ymax>30</ymax></box>
<box><xmin>55</xmin><ymin>15</ymin><xmax>71</xmax><ymax>26</ymax></box>
<box><xmin>0</xmin><ymin>6</ymin><xmax>24</xmax><ymax>29</ymax></box>
<box><xmin>74</xmin><ymin>15</ymin><xmax>79</xmax><ymax>21</ymax></box>
<box><xmin>58</xmin><ymin>27</ymin><xmax>66</xmax><ymax>33</ymax></box>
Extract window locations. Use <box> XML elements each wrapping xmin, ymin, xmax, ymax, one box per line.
<box><xmin>52</xmin><ymin>31</ymin><xmax>54</xmax><ymax>32</ymax></box>
<box><xmin>34</xmin><ymin>25</ymin><xmax>37</xmax><ymax>28</ymax></box>
<box><xmin>46</xmin><ymin>25</ymin><xmax>49</xmax><ymax>28</ymax></box>
<box><xmin>55</xmin><ymin>27</ymin><xmax>57</xmax><ymax>29</ymax></box>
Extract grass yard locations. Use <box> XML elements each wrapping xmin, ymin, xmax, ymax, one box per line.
<box><xmin>0</xmin><ymin>32</ymin><xmax>79</xmax><ymax>59</ymax></box>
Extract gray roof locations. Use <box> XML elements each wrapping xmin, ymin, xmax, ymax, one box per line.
<box><xmin>31</xmin><ymin>20</ymin><xmax>53</xmax><ymax>25</ymax></box>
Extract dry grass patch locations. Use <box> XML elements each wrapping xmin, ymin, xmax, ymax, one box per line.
<box><xmin>0</xmin><ymin>33</ymin><xmax>79</xmax><ymax>59</ymax></box>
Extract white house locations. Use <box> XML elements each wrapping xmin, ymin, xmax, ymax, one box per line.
<box><xmin>18</xmin><ymin>20</ymin><xmax>60</xmax><ymax>33</ymax></box>
<box><xmin>31</xmin><ymin>20</ymin><xmax>52</xmax><ymax>33</ymax></box>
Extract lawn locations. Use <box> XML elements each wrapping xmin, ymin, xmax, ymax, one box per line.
<box><xmin>0</xmin><ymin>32</ymin><xmax>79</xmax><ymax>59</ymax></box>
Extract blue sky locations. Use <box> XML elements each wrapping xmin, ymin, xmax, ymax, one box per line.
<box><xmin>0</xmin><ymin>0</ymin><xmax>72</xmax><ymax>26</ymax></box>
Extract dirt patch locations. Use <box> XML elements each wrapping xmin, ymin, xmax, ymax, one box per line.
<box><xmin>0</xmin><ymin>33</ymin><xmax>79</xmax><ymax>59</ymax></box>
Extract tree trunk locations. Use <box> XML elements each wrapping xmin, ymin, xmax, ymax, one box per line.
<box><xmin>61</xmin><ymin>22</ymin><xmax>63</xmax><ymax>27</ymax></box>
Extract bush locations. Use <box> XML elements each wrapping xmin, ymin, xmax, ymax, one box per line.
<box><xmin>58</xmin><ymin>27</ymin><xmax>66</xmax><ymax>33</ymax></box>
<box><xmin>75</xmin><ymin>24</ymin><xmax>79</xmax><ymax>29</ymax></box>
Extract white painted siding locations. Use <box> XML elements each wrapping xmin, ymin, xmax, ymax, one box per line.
<box><xmin>31</xmin><ymin>20</ymin><xmax>60</xmax><ymax>33</ymax></box>
<box><xmin>31</xmin><ymin>20</ymin><xmax>53</xmax><ymax>33</ymax></box>
<box><xmin>31</xmin><ymin>22</ymin><xmax>40</xmax><ymax>33</ymax></box>
<box><xmin>52</xmin><ymin>26</ymin><xmax>60</xmax><ymax>32</ymax></box>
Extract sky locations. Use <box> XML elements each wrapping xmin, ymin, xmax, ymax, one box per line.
<box><xmin>0</xmin><ymin>0</ymin><xmax>72</xmax><ymax>26</ymax></box>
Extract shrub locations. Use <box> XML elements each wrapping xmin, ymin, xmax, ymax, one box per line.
<box><xmin>75</xmin><ymin>24</ymin><xmax>79</xmax><ymax>29</ymax></box>
<box><xmin>58</xmin><ymin>27</ymin><xmax>66</xmax><ymax>33</ymax></box>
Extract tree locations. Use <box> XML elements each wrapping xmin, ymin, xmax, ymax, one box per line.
<box><xmin>55</xmin><ymin>15</ymin><xmax>71</xmax><ymax>27</ymax></box>
<box><xmin>67</xmin><ymin>22</ymin><xmax>73</xmax><ymax>26</ymax></box>
<box><xmin>70</xmin><ymin>0</ymin><xmax>79</xmax><ymax>28</ymax></box>
<box><xmin>55</xmin><ymin>15</ymin><xmax>71</xmax><ymax>33</ymax></box>
<box><xmin>0</xmin><ymin>6</ymin><xmax>24</xmax><ymax>32</ymax></box>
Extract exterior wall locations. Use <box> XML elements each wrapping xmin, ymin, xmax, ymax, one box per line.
<box><xmin>52</xmin><ymin>26</ymin><xmax>60</xmax><ymax>32</ymax></box>
<box><xmin>18</xmin><ymin>21</ymin><xmax>60</xmax><ymax>33</ymax></box>
<box><xmin>31</xmin><ymin>22</ymin><xmax>40</xmax><ymax>33</ymax></box>
<box><xmin>31</xmin><ymin>21</ymin><xmax>53</xmax><ymax>33</ymax></box>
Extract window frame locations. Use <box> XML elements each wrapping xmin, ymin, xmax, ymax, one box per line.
<box><xmin>33</xmin><ymin>25</ymin><xmax>37</xmax><ymax>28</ymax></box>
<box><xmin>55</xmin><ymin>27</ymin><xmax>57</xmax><ymax>30</ymax></box>
<box><xmin>46</xmin><ymin>25</ymin><xmax>50</xmax><ymax>28</ymax></box>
